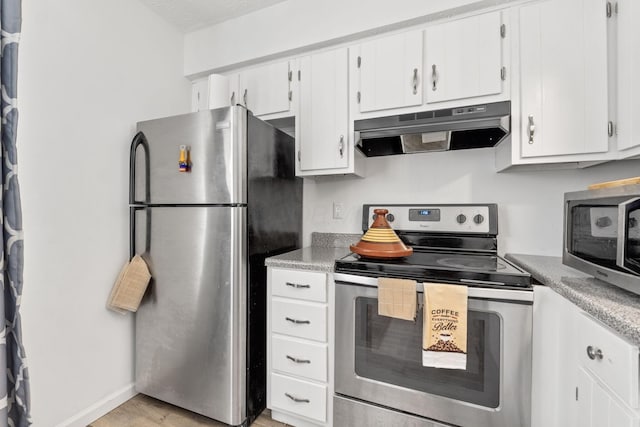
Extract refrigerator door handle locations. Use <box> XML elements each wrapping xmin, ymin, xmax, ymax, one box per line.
<box><xmin>129</xmin><ymin>206</ymin><xmax>151</xmax><ymax>259</ymax></box>
<box><xmin>129</xmin><ymin>131</ymin><xmax>150</xmax><ymax>205</ymax></box>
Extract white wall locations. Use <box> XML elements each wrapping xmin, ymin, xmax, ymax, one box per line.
<box><xmin>302</xmin><ymin>150</ymin><xmax>640</xmax><ymax>256</ymax></box>
<box><xmin>184</xmin><ymin>0</ymin><xmax>515</xmax><ymax>75</ymax></box>
<box><xmin>18</xmin><ymin>1</ymin><xmax>190</xmax><ymax>425</ymax></box>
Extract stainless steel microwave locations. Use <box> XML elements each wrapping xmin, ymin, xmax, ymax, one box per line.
<box><xmin>563</xmin><ymin>184</ymin><xmax>640</xmax><ymax>295</ymax></box>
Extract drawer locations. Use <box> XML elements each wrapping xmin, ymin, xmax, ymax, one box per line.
<box><xmin>272</xmin><ymin>335</ymin><xmax>328</xmax><ymax>382</ymax></box>
<box><xmin>271</xmin><ymin>268</ymin><xmax>327</xmax><ymax>302</ymax></box>
<box><xmin>576</xmin><ymin>311</ymin><xmax>640</xmax><ymax>408</ymax></box>
<box><xmin>271</xmin><ymin>372</ymin><xmax>327</xmax><ymax>423</ymax></box>
<box><xmin>271</xmin><ymin>298</ymin><xmax>327</xmax><ymax>342</ymax></box>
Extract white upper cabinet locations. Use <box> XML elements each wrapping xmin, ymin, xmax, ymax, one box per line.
<box><xmin>425</xmin><ymin>11</ymin><xmax>504</xmax><ymax>104</ymax></box>
<box><xmin>617</xmin><ymin>0</ymin><xmax>640</xmax><ymax>157</ymax></box>
<box><xmin>191</xmin><ymin>78</ymin><xmax>209</xmax><ymax>112</ymax></box>
<box><xmin>298</xmin><ymin>48</ymin><xmax>357</xmax><ymax>175</ymax></box>
<box><xmin>518</xmin><ymin>0</ymin><xmax>610</xmax><ymax>159</ymax></box>
<box><xmin>207</xmin><ymin>74</ymin><xmax>233</xmax><ymax>110</ymax></box>
<box><xmin>238</xmin><ymin>60</ymin><xmax>293</xmax><ymax>117</ymax></box>
<box><xmin>355</xmin><ymin>30</ymin><xmax>423</xmax><ymax>113</ymax></box>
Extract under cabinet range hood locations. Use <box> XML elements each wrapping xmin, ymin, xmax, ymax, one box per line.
<box><xmin>354</xmin><ymin>101</ymin><xmax>510</xmax><ymax>157</ymax></box>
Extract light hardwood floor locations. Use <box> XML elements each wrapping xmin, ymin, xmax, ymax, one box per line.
<box><xmin>88</xmin><ymin>394</ymin><xmax>289</xmax><ymax>427</ymax></box>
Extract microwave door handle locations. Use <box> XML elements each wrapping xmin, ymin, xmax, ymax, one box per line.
<box><xmin>616</xmin><ymin>197</ymin><xmax>640</xmax><ymax>274</ymax></box>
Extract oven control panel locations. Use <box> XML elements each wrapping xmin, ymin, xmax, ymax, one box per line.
<box><xmin>364</xmin><ymin>204</ymin><xmax>497</xmax><ymax>234</ymax></box>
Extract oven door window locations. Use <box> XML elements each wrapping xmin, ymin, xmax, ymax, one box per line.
<box><xmin>354</xmin><ymin>297</ymin><xmax>500</xmax><ymax>408</ymax></box>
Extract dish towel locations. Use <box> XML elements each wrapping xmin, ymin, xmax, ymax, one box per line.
<box><xmin>107</xmin><ymin>254</ymin><xmax>152</xmax><ymax>313</ymax></box>
<box><xmin>422</xmin><ymin>283</ymin><xmax>468</xmax><ymax>370</ymax></box>
<box><xmin>377</xmin><ymin>277</ymin><xmax>417</xmax><ymax>321</ymax></box>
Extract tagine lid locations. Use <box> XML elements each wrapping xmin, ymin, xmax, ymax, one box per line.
<box><xmin>350</xmin><ymin>209</ymin><xmax>413</xmax><ymax>259</ymax></box>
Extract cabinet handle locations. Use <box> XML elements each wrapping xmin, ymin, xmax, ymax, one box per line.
<box><xmin>286</xmin><ymin>281</ymin><xmax>310</xmax><ymax>289</ymax></box>
<box><xmin>285</xmin><ymin>393</ymin><xmax>310</xmax><ymax>403</ymax></box>
<box><xmin>243</xmin><ymin>89</ymin><xmax>248</xmax><ymax>106</ymax></box>
<box><xmin>285</xmin><ymin>317</ymin><xmax>310</xmax><ymax>325</ymax></box>
<box><xmin>431</xmin><ymin>64</ymin><xmax>438</xmax><ymax>91</ymax></box>
<box><xmin>286</xmin><ymin>355</ymin><xmax>311</xmax><ymax>364</ymax></box>
<box><xmin>339</xmin><ymin>135</ymin><xmax>345</xmax><ymax>158</ymax></box>
<box><xmin>230</xmin><ymin>91</ymin><xmax>235</xmax><ymax>106</ymax></box>
<box><xmin>586</xmin><ymin>345</ymin><xmax>603</xmax><ymax>361</ymax></box>
<box><xmin>528</xmin><ymin>115</ymin><xmax>536</xmax><ymax>144</ymax></box>
<box><xmin>412</xmin><ymin>68</ymin><xmax>419</xmax><ymax>95</ymax></box>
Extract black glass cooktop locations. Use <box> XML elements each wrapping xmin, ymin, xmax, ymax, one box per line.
<box><xmin>335</xmin><ymin>250</ymin><xmax>532</xmax><ymax>289</ymax></box>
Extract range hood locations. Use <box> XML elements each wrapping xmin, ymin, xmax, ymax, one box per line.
<box><xmin>354</xmin><ymin>101</ymin><xmax>510</xmax><ymax>157</ymax></box>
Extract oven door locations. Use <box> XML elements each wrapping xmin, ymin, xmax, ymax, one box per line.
<box><xmin>334</xmin><ymin>278</ymin><xmax>532</xmax><ymax>427</ymax></box>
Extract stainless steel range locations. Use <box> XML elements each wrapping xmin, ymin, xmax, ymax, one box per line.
<box><xmin>333</xmin><ymin>204</ymin><xmax>533</xmax><ymax>427</ymax></box>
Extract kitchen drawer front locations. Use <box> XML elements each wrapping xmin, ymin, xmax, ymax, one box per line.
<box><xmin>271</xmin><ymin>298</ymin><xmax>327</xmax><ymax>342</ymax></box>
<box><xmin>272</xmin><ymin>335</ymin><xmax>328</xmax><ymax>382</ymax></box>
<box><xmin>577</xmin><ymin>311</ymin><xmax>640</xmax><ymax>408</ymax></box>
<box><xmin>271</xmin><ymin>268</ymin><xmax>327</xmax><ymax>303</ymax></box>
<box><xmin>271</xmin><ymin>372</ymin><xmax>327</xmax><ymax>423</ymax></box>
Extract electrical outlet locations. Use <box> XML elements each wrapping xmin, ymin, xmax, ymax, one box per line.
<box><xmin>333</xmin><ymin>202</ymin><xmax>344</xmax><ymax>219</ymax></box>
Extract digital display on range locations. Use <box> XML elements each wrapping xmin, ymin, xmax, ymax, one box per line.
<box><xmin>409</xmin><ymin>208</ymin><xmax>441</xmax><ymax>221</ymax></box>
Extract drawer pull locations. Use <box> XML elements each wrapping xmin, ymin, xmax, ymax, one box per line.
<box><xmin>586</xmin><ymin>345</ymin><xmax>604</xmax><ymax>361</ymax></box>
<box><xmin>285</xmin><ymin>317</ymin><xmax>311</xmax><ymax>325</ymax></box>
<box><xmin>286</xmin><ymin>355</ymin><xmax>311</xmax><ymax>364</ymax></box>
<box><xmin>285</xmin><ymin>392</ymin><xmax>310</xmax><ymax>403</ymax></box>
<box><xmin>286</xmin><ymin>282</ymin><xmax>311</xmax><ymax>289</ymax></box>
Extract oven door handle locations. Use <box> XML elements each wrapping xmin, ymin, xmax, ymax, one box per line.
<box><xmin>616</xmin><ymin>197</ymin><xmax>640</xmax><ymax>275</ymax></box>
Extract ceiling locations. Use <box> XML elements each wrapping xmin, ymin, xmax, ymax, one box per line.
<box><xmin>138</xmin><ymin>0</ymin><xmax>288</xmax><ymax>33</ymax></box>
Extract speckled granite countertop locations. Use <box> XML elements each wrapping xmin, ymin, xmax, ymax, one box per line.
<box><xmin>265</xmin><ymin>232</ymin><xmax>360</xmax><ymax>273</ymax></box>
<box><xmin>506</xmin><ymin>254</ymin><xmax>640</xmax><ymax>346</ymax></box>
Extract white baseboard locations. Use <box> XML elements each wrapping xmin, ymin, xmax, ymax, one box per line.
<box><xmin>54</xmin><ymin>383</ymin><xmax>136</xmax><ymax>427</ymax></box>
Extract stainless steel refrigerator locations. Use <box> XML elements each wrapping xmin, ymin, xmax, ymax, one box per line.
<box><xmin>129</xmin><ymin>106</ymin><xmax>302</xmax><ymax>426</ymax></box>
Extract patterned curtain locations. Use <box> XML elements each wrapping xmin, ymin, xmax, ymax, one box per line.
<box><xmin>0</xmin><ymin>1</ymin><xmax>30</xmax><ymax>426</ymax></box>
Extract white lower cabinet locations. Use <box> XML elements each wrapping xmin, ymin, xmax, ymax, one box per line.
<box><xmin>272</xmin><ymin>336</ymin><xmax>328</xmax><ymax>382</ymax></box>
<box><xmin>271</xmin><ymin>373</ymin><xmax>328</xmax><ymax>424</ymax></box>
<box><xmin>533</xmin><ymin>287</ymin><xmax>640</xmax><ymax>427</ymax></box>
<box><xmin>267</xmin><ymin>267</ymin><xmax>333</xmax><ymax>426</ymax></box>
<box><xmin>575</xmin><ymin>366</ymin><xmax>640</xmax><ymax>427</ymax></box>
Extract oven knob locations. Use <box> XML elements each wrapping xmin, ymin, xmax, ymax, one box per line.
<box><xmin>386</xmin><ymin>213</ymin><xmax>395</xmax><ymax>222</ymax></box>
<box><xmin>473</xmin><ymin>214</ymin><xmax>484</xmax><ymax>224</ymax></box>
<box><xmin>456</xmin><ymin>214</ymin><xmax>467</xmax><ymax>224</ymax></box>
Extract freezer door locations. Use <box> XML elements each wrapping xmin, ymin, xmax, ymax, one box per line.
<box><xmin>134</xmin><ymin>206</ymin><xmax>247</xmax><ymax>425</ymax></box>
<box><xmin>133</xmin><ymin>107</ymin><xmax>247</xmax><ymax>205</ymax></box>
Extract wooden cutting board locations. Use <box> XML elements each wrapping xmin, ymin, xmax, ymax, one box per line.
<box><xmin>588</xmin><ymin>177</ymin><xmax>640</xmax><ymax>190</ymax></box>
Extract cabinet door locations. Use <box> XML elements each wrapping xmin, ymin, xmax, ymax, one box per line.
<box><xmin>425</xmin><ymin>11</ymin><xmax>503</xmax><ymax>103</ymax></box>
<box><xmin>298</xmin><ymin>48</ymin><xmax>349</xmax><ymax>172</ymax></box>
<box><xmin>519</xmin><ymin>0</ymin><xmax>609</xmax><ymax>158</ymax></box>
<box><xmin>228</xmin><ymin>73</ymin><xmax>240</xmax><ymax>107</ymax></box>
<box><xmin>575</xmin><ymin>367</ymin><xmax>640</xmax><ymax>427</ymax></box>
<box><xmin>207</xmin><ymin>74</ymin><xmax>232</xmax><ymax>110</ymax></box>
<box><xmin>191</xmin><ymin>78</ymin><xmax>208</xmax><ymax>112</ymax></box>
<box><xmin>239</xmin><ymin>61</ymin><xmax>291</xmax><ymax>116</ymax></box>
<box><xmin>357</xmin><ymin>30</ymin><xmax>423</xmax><ymax>113</ymax></box>
<box><xmin>575</xmin><ymin>311</ymin><xmax>639</xmax><ymax>409</ymax></box>
<box><xmin>617</xmin><ymin>0</ymin><xmax>640</xmax><ymax>155</ymax></box>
